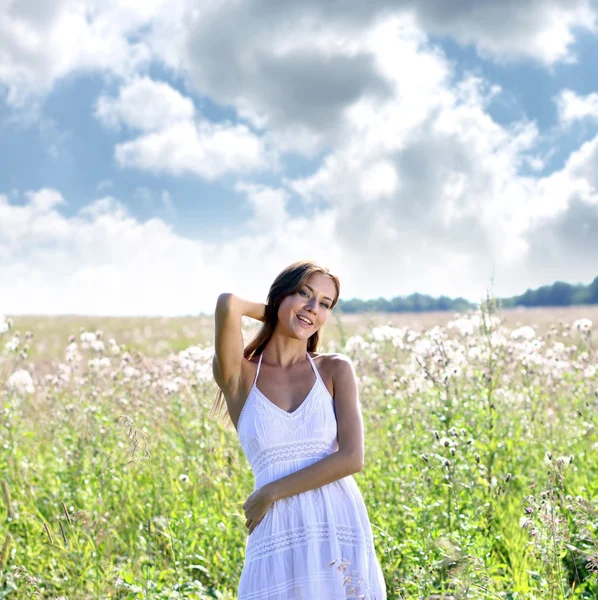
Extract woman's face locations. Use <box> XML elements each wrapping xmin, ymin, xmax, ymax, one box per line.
<box><xmin>277</xmin><ymin>273</ymin><xmax>337</xmax><ymax>339</ymax></box>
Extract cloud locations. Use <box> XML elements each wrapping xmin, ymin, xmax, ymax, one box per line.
<box><xmin>95</xmin><ymin>77</ymin><xmax>269</xmax><ymax>179</ymax></box>
<box><xmin>523</xmin><ymin>137</ymin><xmax>598</xmax><ymax>281</ymax></box>
<box><xmin>284</xmin><ymin>19</ymin><xmax>598</xmax><ymax>301</ymax></box>
<box><xmin>556</xmin><ymin>89</ymin><xmax>598</xmax><ymax>126</ymax></box>
<box><xmin>95</xmin><ymin>77</ymin><xmax>195</xmax><ymax>131</ymax></box>
<box><xmin>235</xmin><ymin>183</ymin><xmax>290</xmax><ymax>231</ymax></box>
<box><xmin>0</xmin><ymin>187</ymin><xmax>343</xmax><ymax>315</ymax></box>
<box><xmin>2</xmin><ymin>2</ymin><xmax>598</xmax><ymax>315</ymax></box>
<box><xmin>0</xmin><ymin>188</ymin><xmax>210</xmax><ymax>315</ymax></box>
<box><xmin>405</xmin><ymin>0</ymin><xmax>596</xmax><ymax>65</ymax></box>
<box><xmin>0</xmin><ymin>0</ymin><xmax>157</xmax><ymax>106</ymax></box>
<box><xmin>1</xmin><ymin>0</ymin><xmax>595</xmax><ymax>113</ymax></box>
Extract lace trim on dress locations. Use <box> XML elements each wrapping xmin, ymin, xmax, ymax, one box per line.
<box><xmin>239</xmin><ymin>571</ymin><xmax>380</xmax><ymax>600</ymax></box>
<box><xmin>245</xmin><ymin>522</ymin><xmax>373</xmax><ymax>563</ymax></box>
<box><xmin>251</xmin><ymin>439</ymin><xmax>334</xmax><ymax>476</ymax></box>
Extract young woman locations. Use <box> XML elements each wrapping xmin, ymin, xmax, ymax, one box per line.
<box><xmin>212</xmin><ymin>260</ymin><xmax>386</xmax><ymax>599</ymax></box>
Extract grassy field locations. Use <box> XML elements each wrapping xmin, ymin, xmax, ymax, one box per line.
<box><xmin>0</xmin><ymin>302</ymin><xmax>597</xmax><ymax>599</ymax></box>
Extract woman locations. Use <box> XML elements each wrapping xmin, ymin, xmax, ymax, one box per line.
<box><xmin>212</xmin><ymin>260</ymin><xmax>386</xmax><ymax>599</ymax></box>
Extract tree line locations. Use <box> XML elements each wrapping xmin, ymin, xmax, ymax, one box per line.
<box><xmin>335</xmin><ymin>275</ymin><xmax>598</xmax><ymax>313</ymax></box>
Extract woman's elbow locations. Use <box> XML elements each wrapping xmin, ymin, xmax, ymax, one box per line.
<box><xmin>344</xmin><ymin>451</ymin><xmax>364</xmax><ymax>474</ymax></box>
<box><xmin>354</xmin><ymin>455</ymin><xmax>364</xmax><ymax>473</ymax></box>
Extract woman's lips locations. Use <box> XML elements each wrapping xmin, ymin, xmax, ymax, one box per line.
<box><xmin>296</xmin><ymin>314</ymin><xmax>312</xmax><ymax>328</ymax></box>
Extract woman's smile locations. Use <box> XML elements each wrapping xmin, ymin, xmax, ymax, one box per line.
<box><xmin>296</xmin><ymin>314</ymin><xmax>313</xmax><ymax>328</ymax></box>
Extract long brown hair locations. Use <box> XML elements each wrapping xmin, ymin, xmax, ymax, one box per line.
<box><xmin>210</xmin><ymin>259</ymin><xmax>341</xmax><ymax>429</ymax></box>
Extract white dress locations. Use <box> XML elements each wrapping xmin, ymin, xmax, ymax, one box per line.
<box><xmin>236</xmin><ymin>352</ymin><xmax>387</xmax><ymax>599</ymax></box>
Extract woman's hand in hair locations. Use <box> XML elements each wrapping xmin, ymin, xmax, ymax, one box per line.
<box><xmin>242</xmin><ymin>485</ymin><xmax>275</xmax><ymax>534</ymax></box>
<box><xmin>227</xmin><ymin>294</ymin><xmax>266</xmax><ymax>322</ymax></box>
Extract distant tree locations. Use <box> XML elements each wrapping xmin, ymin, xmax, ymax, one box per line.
<box><xmin>334</xmin><ymin>274</ymin><xmax>597</xmax><ymax>314</ymax></box>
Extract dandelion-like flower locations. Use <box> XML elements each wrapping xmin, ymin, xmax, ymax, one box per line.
<box><xmin>7</xmin><ymin>370</ymin><xmax>35</xmax><ymax>394</ymax></box>
<box><xmin>0</xmin><ymin>315</ymin><xmax>11</xmax><ymax>334</ymax></box>
<box><xmin>573</xmin><ymin>318</ymin><xmax>592</xmax><ymax>334</ymax></box>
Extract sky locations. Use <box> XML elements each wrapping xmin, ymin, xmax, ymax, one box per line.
<box><xmin>1</xmin><ymin>0</ymin><xmax>598</xmax><ymax>316</ymax></box>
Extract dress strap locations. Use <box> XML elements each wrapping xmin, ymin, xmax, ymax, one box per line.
<box><xmin>306</xmin><ymin>352</ymin><xmax>323</xmax><ymax>384</ymax></box>
<box><xmin>253</xmin><ymin>353</ymin><xmax>263</xmax><ymax>388</ymax></box>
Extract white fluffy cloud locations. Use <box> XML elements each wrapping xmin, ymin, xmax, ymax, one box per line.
<box><xmin>0</xmin><ymin>189</ymin><xmax>210</xmax><ymax>314</ymax></box>
<box><xmin>283</xmin><ymin>17</ymin><xmax>598</xmax><ymax>300</ymax></box>
<box><xmin>2</xmin><ymin>1</ymin><xmax>598</xmax><ymax>315</ymax></box>
<box><xmin>0</xmin><ymin>188</ymin><xmax>343</xmax><ymax>315</ymax></box>
<box><xmin>3</xmin><ymin>0</ymin><xmax>594</xmax><ymax>108</ymax></box>
<box><xmin>556</xmin><ymin>89</ymin><xmax>598</xmax><ymax>125</ymax></box>
<box><xmin>0</xmin><ymin>0</ymin><xmax>161</xmax><ymax>106</ymax></box>
<box><xmin>405</xmin><ymin>0</ymin><xmax>596</xmax><ymax>65</ymax></box>
<box><xmin>95</xmin><ymin>77</ymin><xmax>268</xmax><ymax>179</ymax></box>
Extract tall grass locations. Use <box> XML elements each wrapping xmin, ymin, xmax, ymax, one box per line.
<box><xmin>0</xmin><ymin>302</ymin><xmax>596</xmax><ymax>599</ymax></box>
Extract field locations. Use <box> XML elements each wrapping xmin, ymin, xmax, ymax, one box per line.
<box><xmin>0</xmin><ymin>302</ymin><xmax>597</xmax><ymax>599</ymax></box>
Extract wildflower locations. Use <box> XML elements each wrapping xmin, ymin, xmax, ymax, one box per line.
<box><xmin>519</xmin><ymin>517</ymin><xmax>533</xmax><ymax>529</ymax></box>
<box><xmin>7</xmin><ymin>370</ymin><xmax>34</xmax><ymax>394</ymax></box>
<box><xmin>178</xmin><ymin>474</ymin><xmax>190</xmax><ymax>483</ymax></box>
<box><xmin>80</xmin><ymin>331</ymin><xmax>96</xmax><ymax>343</ymax></box>
<box><xmin>573</xmin><ymin>318</ymin><xmax>592</xmax><ymax>334</ymax></box>
<box><xmin>511</xmin><ymin>326</ymin><xmax>536</xmax><ymax>340</ymax></box>
<box><xmin>91</xmin><ymin>339</ymin><xmax>105</xmax><ymax>353</ymax></box>
<box><xmin>88</xmin><ymin>357</ymin><xmax>111</xmax><ymax>369</ymax></box>
<box><xmin>0</xmin><ymin>315</ymin><xmax>11</xmax><ymax>334</ymax></box>
<box><xmin>5</xmin><ymin>336</ymin><xmax>19</xmax><ymax>352</ymax></box>
<box><xmin>447</xmin><ymin>316</ymin><xmax>476</xmax><ymax>336</ymax></box>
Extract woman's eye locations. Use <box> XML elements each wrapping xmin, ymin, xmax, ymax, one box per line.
<box><xmin>299</xmin><ymin>290</ymin><xmax>308</xmax><ymax>297</ymax></box>
<box><xmin>321</xmin><ymin>303</ymin><xmax>330</xmax><ymax>309</ymax></box>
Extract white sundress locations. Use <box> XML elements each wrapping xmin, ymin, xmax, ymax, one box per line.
<box><xmin>236</xmin><ymin>351</ymin><xmax>387</xmax><ymax>599</ymax></box>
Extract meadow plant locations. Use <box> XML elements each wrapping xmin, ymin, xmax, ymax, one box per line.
<box><xmin>0</xmin><ymin>304</ymin><xmax>596</xmax><ymax>598</ymax></box>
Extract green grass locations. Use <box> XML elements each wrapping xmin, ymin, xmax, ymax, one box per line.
<box><xmin>0</xmin><ymin>301</ymin><xmax>596</xmax><ymax>599</ymax></box>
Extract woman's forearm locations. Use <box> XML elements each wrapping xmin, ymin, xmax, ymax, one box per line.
<box><xmin>223</xmin><ymin>293</ymin><xmax>266</xmax><ymax>322</ymax></box>
<box><xmin>263</xmin><ymin>450</ymin><xmax>362</xmax><ymax>502</ymax></box>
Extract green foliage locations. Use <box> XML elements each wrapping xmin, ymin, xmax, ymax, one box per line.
<box><xmin>336</xmin><ymin>275</ymin><xmax>598</xmax><ymax>314</ymax></box>
<box><xmin>0</xmin><ymin>305</ymin><xmax>597</xmax><ymax>598</ymax></box>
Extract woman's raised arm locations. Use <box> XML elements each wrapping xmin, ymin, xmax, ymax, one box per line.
<box><xmin>212</xmin><ymin>293</ymin><xmax>265</xmax><ymax>397</ymax></box>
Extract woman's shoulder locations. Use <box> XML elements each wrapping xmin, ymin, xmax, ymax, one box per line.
<box><xmin>310</xmin><ymin>351</ymin><xmax>354</xmax><ymax>376</ymax></box>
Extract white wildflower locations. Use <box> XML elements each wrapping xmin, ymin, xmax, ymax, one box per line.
<box><xmin>5</xmin><ymin>336</ymin><xmax>19</xmax><ymax>351</ymax></box>
<box><xmin>88</xmin><ymin>357</ymin><xmax>111</xmax><ymax>369</ymax></box>
<box><xmin>344</xmin><ymin>335</ymin><xmax>370</xmax><ymax>353</ymax></box>
<box><xmin>556</xmin><ymin>455</ymin><xmax>573</xmax><ymax>467</ymax></box>
<box><xmin>7</xmin><ymin>370</ymin><xmax>35</xmax><ymax>394</ymax></box>
<box><xmin>80</xmin><ymin>331</ymin><xmax>96</xmax><ymax>343</ymax></box>
<box><xmin>90</xmin><ymin>339</ymin><xmax>105</xmax><ymax>353</ymax></box>
<box><xmin>0</xmin><ymin>315</ymin><xmax>11</xmax><ymax>334</ymax></box>
<box><xmin>552</xmin><ymin>342</ymin><xmax>566</xmax><ymax>354</ymax></box>
<box><xmin>123</xmin><ymin>366</ymin><xmax>141</xmax><ymax>379</ymax></box>
<box><xmin>447</xmin><ymin>314</ymin><xmax>478</xmax><ymax>336</ymax></box>
<box><xmin>511</xmin><ymin>326</ymin><xmax>536</xmax><ymax>341</ymax></box>
<box><xmin>573</xmin><ymin>318</ymin><xmax>592</xmax><ymax>334</ymax></box>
